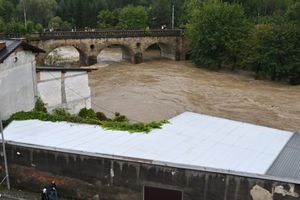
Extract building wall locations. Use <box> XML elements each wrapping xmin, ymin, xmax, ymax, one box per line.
<box><xmin>1</xmin><ymin>144</ymin><xmax>300</xmax><ymax>200</ymax></box>
<box><xmin>37</xmin><ymin>71</ymin><xmax>91</xmax><ymax>114</ymax></box>
<box><xmin>0</xmin><ymin>50</ymin><xmax>37</xmax><ymax>119</ymax></box>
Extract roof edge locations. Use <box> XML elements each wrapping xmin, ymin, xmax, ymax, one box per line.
<box><xmin>0</xmin><ymin>39</ymin><xmax>45</xmax><ymax>63</ymax></box>
<box><xmin>20</xmin><ymin>41</ymin><xmax>45</xmax><ymax>53</ymax></box>
<box><xmin>264</xmin><ymin>132</ymin><xmax>296</xmax><ymax>174</ymax></box>
<box><xmin>36</xmin><ymin>66</ymin><xmax>98</xmax><ymax>72</ymax></box>
<box><xmin>5</xmin><ymin>140</ymin><xmax>300</xmax><ymax>185</ymax></box>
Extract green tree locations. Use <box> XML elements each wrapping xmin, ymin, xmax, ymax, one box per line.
<box><xmin>35</xmin><ymin>23</ymin><xmax>43</xmax><ymax>32</ymax></box>
<box><xmin>0</xmin><ymin>17</ymin><xmax>5</xmax><ymax>33</ymax></box>
<box><xmin>97</xmin><ymin>10</ymin><xmax>119</xmax><ymax>29</ymax></box>
<box><xmin>244</xmin><ymin>23</ymin><xmax>300</xmax><ymax>82</ymax></box>
<box><xmin>18</xmin><ymin>0</ymin><xmax>57</xmax><ymax>27</ymax></box>
<box><xmin>286</xmin><ymin>2</ymin><xmax>300</xmax><ymax>23</ymax></box>
<box><xmin>242</xmin><ymin>24</ymin><xmax>273</xmax><ymax>74</ymax></box>
<box><xmin>48</xmin><ymin>16</ymin><xmax>63</xmax><ymax>29</ymax></box>
<box><xmin>117</xmin><ymin>5</ymin><xmax>148</xmax><ymax>29</ymax></box>
<box><xmin>150</xmin><ymin>0</ymin><xmax>171</xmax><ymax>28</ymax></box>
<box><xmin>0</xmin><ymin>0</ymin><xmax>15</xmax><ymax>21</ymax></box>
<box><xmin>187</xmin><ymin>1</ymin><xmax>250</xmax><ymax>69</ymax></box>
<box><xmin>26</xmin><ymin>20</ymin><xmax>35</xmax><ymax>33</ymax></box>
<box><xmin>5</xmin><ymin>20</ymin><xmax>26</xmax><ymax>34</ymax></box>
<box><xmin>48</xmin><ymin>16</ymin><xmax>71</xmax><ymax>30</ymax></box>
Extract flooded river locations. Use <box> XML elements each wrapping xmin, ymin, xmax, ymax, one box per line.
<box><xmin>49</xmin><ymin>47</ymin><xmax>300</xmax><ymax>132</ymax></box>
<box><xmin>88</xmin><ymin>49</ymin><xmax>300</xmax><ymax>132</ymax></box>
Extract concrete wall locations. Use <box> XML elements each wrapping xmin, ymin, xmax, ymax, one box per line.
<box><xmin>37</xmin><ymin>71</ymin><xmax>91</xmax><ymax>114</ymax></box>
<box><xmin>0</xmin><ymin>50</ymin><xmax>37</xmax><ymax>119</ymax></box>
<box><xmin>1</xmin><ymin>144</ymin><xmax>300</xmax><ymax>200</ymax></box>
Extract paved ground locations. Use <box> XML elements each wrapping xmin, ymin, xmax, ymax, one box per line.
<box><xmin>0</xmin><ymin>189</ymin><xmax>39</xmax><ymax>200</ymax></box>
<box><xmin>0</xmin><ymin>189</ymin><xmax>71</xmax><ymax>200</ymax></box>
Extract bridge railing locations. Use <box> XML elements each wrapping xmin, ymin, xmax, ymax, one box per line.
<box><xmin>0</xmin><ymin>29</ymin><xmax>184</xmax><ymax>41</ymax></box>
<box><xmin>0</xmin><ymin>33</ymin><xmax>24</xmax><ymax>39</ymax></box>
<box><xmin>33</xmin><ymin>29</ymin><xmax>184</xmax><ymax>40</ymax></box>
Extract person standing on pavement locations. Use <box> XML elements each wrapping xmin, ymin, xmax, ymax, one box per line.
<box><xmin>41</xmin><ymin>188</ymin><xmax>49</xmax><ymax>200</ymax></box>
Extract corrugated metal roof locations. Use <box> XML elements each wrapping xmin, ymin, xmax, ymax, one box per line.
<box><xmin>3</xmin><ymin>112</ymin><xmax>294</xmax><ymax>177</ymax></box>
<box><xmin>0</xmin><ymin>39</ymin><xmax>44</xmax><ymax>63</ymax></box>
<box><xmin>267</xmin><ymin>133</ymin><xmax>300</xmax><ymax>179</ymax></box>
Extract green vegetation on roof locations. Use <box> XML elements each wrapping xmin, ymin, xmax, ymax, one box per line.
<box><xmin>4</xmin><ymin>98</ymin><xmax>168</xmax><ymax>133</ymax></box>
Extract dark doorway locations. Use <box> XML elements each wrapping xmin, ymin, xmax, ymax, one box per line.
<box><xmin>144</xmin><ymin>186</ymin><xmax>182</xmax><ymax>200</ymax></box>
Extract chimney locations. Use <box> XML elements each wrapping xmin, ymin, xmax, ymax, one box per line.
<box><xmin>0</xmin><ymin>41</ymin><xmax>6</xmax><ymax>51</ymax></box>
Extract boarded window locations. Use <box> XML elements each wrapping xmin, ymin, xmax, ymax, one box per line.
<box><xmin>144</xmin><ymin>186</ymin><xmax>182</xmax><ymax>200</ymax></box>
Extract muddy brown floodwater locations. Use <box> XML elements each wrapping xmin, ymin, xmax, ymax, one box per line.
<box><xmin>89</xmin><ymin>49</ymin><xmax>300</xmax><ymax>132</ymax></box>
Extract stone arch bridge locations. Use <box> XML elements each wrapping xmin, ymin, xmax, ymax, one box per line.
<box><xmin>28</xmin><ymin>29</ymin><xmax>188</xmax><ymax>65</ymax></box>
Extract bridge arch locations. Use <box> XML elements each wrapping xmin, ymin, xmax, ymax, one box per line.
<box><xmin>143</xmin><ymin>42</ymin><xmax>178</xmax><ymax>61</ymax></box>
<box><xmin>38</xmin><ymin>43</ymin><xmax>90</xmax><ymax>66</ymax></box>
<box><xmin>97</xmin><ymin>43</ymin><xmax>134</xmax><ymax>63</ymax></box>
<box><xmin>44</xmin><ymin>46</ymin><xmax>83</xmax><ymax>66</ymax></box>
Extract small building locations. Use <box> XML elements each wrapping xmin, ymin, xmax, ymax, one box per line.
<box><xmin>0</xmin><ymin>39</ymin><xmax>44</xmax><ymax>119</ymax></box>
<box><xmin>2</xmin><ymin>112</ymin><xmax>300</xmax><ymax>200</ymax></box>
<box><xmin>36</xmin><ymin>67</ymin><xmax>96</xmax><ymax>114</ymax></box>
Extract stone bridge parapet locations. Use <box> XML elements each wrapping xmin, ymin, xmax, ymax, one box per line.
<box><xmin>30</xmin><ymin>29</ymin><xmax>184</xmax><ymax>40</ymax></box>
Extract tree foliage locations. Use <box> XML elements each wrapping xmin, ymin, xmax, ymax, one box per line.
<box><xmin>97</xmin><ymin>10</ymin><xmax>119</xmax><ymax>29</ymax></box>
<box><xmin>18</xmin><ymin>0</ymin><xmax>58</xmax><ymax>26</ymax></box>
<box><xmin>187</xmin><ymin>1</ymin><xmax>249</xmax><ymax>69</ymax></box>
<box><xmin>243</xmin><ymin>23</ymin><xmax>300</xmax><ymax>82</ymax></box>
<box><xmin>186</xmin><ymin>0</ymin><xmax>300</xmax><ymax>84</ymax></box>
<box><xmin>117</xmin><ymin>5</ymin><xmax>148</xmax><ymax>29</ymax></box>
<box><xmin>48</xmin><ymin>16</ymin><xmax>71</xmax><ymax>30</ymax></box>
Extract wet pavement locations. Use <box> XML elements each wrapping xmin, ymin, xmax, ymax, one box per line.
<box><xmin>0</xmin><ymin>189</ymin><xmax>39</xmax><ymax>200</ymax></box>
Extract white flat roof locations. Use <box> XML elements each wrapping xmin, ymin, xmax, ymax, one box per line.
<box><xmin>3</xmin><ymin>112</ymin><xmax>294</xmax><ymax>176</ymax></box>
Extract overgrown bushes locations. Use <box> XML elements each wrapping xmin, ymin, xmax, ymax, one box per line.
<box><xmin>4</xmin><ymin>100</ymin><xmax>168</xmax><ymax>133</ymax></box>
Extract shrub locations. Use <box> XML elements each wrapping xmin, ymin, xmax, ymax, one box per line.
<box><xmin>52</xmin><ymin>108</ymin><xmax>71</xmax><ymax>117</ymax></box>
<box><xmin>34</xmin><ymin>97</ymin><xmax>47</xmax><ymax>113</ymax></box>
<box><xmin>78</xmin><ymin>108</ymin><xmax>97</xmax><ymax>119</ymax></box>
<box><xmin>113</xmin><ymin>112</ymin><xmax>128</xmax><ymax>122</ymax></box>
<box><xmin>96</xmin><ymin>112</ymin><xmax>108</xmax><ymax>121</ymax></box>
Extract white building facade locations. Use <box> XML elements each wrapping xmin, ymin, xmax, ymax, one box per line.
<box><xmin>36</xmin><ymin>67</ymin><xmax>94</xmax><ymax>114</ymax></box>
<box><xmin>0</xmin><ymin>40</ymin><xmax>44</xmax><ymax>119</ymax></box>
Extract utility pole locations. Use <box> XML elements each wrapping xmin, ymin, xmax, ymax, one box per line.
<box><xmin>23</xmin><ymin>0</ymin><xmax>27</xmax><ymax>27</ymax></box>
<box><xmin>0</xmin><ymin>115</ymin><xmax>10</xmax><ymax>190</ymax></box>
<box><xmin>171</xmin><ymin>5</ymin><xmax>175</xmax><ymax>29</ymax></box>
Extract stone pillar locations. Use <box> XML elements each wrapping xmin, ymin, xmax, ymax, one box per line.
<box><xmin>87</xmin><ymin>56</ymin><xmax>97</xmax><ymax>66</ymax></box>
<box><xmin>133</xmin><ymin>52</ymin><xmax>143</xmax><ymax>64</ymax></box>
